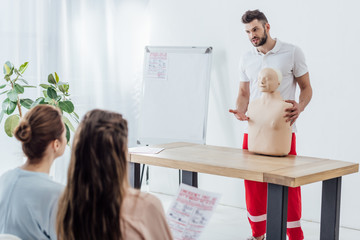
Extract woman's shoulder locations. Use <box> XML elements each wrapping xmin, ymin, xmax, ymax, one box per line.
<box><xmin>1</xmin><ymin>168</ymin><xmax>64</xmax><ymax>199</ymax></box>
<box><xmin>19</xmin><ymin>169</ymin><xmax>63</xmax><ymax>191</ymax></box>
<box><xmin>0</xmin><ymin>168</ymin><xmax>19</xmax><ymax>179</ymax></box>
<box><xmin>126</xmin><ymin>188</ymin><xmax>162</xmax><ymax>208</ymax></box>
<box><xmin>123</xmin><ymin>188</ymin><xmax>165</xmax><ymax>219</ymax></box>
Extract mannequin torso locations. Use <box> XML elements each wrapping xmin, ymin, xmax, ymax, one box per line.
<box><xmin>247</xmin><ymin>68</ymin><xmax>292</xmax><ymax>156</ymax></box>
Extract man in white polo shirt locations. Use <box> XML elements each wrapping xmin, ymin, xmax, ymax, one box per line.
<box><xmin>229</xmin><ymin>9</ymin><xmax>313</xmax><ymax>240</ymax></box>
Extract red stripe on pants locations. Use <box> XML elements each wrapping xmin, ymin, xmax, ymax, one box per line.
<box><xmin>243</xmin><ymin>133</ymin><xmax>304</xmax><ymax>240</ymax></box>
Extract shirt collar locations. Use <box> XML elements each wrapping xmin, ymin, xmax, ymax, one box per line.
<box><xmin>254</xmin><ymin>38</ymin><xmax>282</xmax><ymax>56</ymax></box>
<box><xmin>269</xmin><ymin>38</ymin><xmax>281</xmax><ymax>54</ymax></box>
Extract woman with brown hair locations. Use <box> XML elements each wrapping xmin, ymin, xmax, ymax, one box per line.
<box><xmin>0</xmin><ymin>105</ymin><xmax>67</xmax><ymax>239</ymax></box>
<box><xmin>57</xmin><ymin>109</ymin><xmax>172</xmax><ymax>240</ymax></box>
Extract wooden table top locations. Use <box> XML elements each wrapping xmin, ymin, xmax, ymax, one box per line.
<box><xmin>128</xmin><ymin>142</ymin><xmax>359</xmax><ymax>187</ymax></box>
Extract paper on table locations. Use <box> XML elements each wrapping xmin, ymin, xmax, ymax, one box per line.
<box><xmin>128</xmin><ymin>146</ymin><xmax>164</xmax><ymax>154</ymax></box>
<box><xmin>167</xmin><ymin>184</ymin><xmax>221</xmax><ymax>240</ymax></box>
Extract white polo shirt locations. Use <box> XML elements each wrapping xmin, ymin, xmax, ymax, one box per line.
<box><xmin>239</xmin><ymin>39</ymin><xmax>308</xmax><ymax>132</ymax></box>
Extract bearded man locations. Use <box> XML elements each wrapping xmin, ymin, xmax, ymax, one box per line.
<box><xmin>229</xmin><ymin>9</ymin><xmax>313</xmax><ymax>240</ymax></box>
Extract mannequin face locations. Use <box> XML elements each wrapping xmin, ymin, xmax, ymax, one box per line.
<box><xmin>258</xmin><ymin>68</ymin><xmax>280</xmax><ymax>92</ymax></box>
<box><xmin>244</xmin><ymin>19</ymin><xmax>269</xmax><ymax>47</ymax></box>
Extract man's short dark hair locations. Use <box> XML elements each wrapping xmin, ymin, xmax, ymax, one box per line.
<box><xmin>241</xmin><ymin>9</ymin><xmax>268</xmax><ymax>25</ymax></box>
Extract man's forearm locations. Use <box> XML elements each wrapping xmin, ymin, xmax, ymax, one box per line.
<box><xmin>236</xmin><ymin>94</ymin><xmax>249</xmax><ymax>114</ymax></box>
<box><xmin>298</xmin><ymin>86</ymin><xmax>312</xmax><ymax>112</ymax></box>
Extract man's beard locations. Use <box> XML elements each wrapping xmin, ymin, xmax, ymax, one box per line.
<box><xmin>252</xmin><ymin>29</ymin><xmax>268</xmax><ymax>47</ymax></box>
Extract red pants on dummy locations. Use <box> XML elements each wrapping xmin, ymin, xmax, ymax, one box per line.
<box><xmin>243</xmin><ymin>133</ymin><xmax>304</xmax><ymax>240</ymax></box>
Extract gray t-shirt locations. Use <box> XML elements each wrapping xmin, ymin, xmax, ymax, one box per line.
<box><xmin>0</xmin><ymin>168</ymin><xmax>64</xmax><ymax>240</ymax></box>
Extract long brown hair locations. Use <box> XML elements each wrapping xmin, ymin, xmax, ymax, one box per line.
<box><xmin>57</xmin><ymin>109</ymin><xmax>129</xmax><ymax>240</ymax></box>
<box><xmin>14</xmin><ymin>104</ymin><xmax>64</xmax><ymax>163</ymax></box>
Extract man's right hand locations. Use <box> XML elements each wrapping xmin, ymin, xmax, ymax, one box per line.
<box><xmin>229</xmin><ymin>109</ymin><xmax>249</xmax><ymax>121</ymax></box>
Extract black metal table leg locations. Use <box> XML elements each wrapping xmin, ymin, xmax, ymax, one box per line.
<box><xmin>181</xmin><ymin>170</ymin><xmax>198</xmax><ymax>187</ymax></box>
<box><xmin>129</xmin><ymin>162</ymin><xmax>141</xmax><ymax>189</ymax></box>
<box><xmin>266</xmin><ymin>183</ymin><xmax>288</xmax><ymax>240</ymax></box>
<box><xmin>320</xmin><ymin>177</ymin><xmax>342</xmax><ymax>240</ymax></box>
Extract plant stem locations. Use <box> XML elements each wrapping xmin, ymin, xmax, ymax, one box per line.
<box><xmin>17</xmin><ymin>97</ymin><xmax>22</xmax><ymax>118</ymax></box>
<box><xmin>10</xmin><ymin>78</ymin><xmax>22</xmax><ymax>118</ymax></box>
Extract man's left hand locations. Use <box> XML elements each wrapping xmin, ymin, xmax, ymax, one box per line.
<box><xmin>284</xmin><ymin>100</ymin><xmax>302</xmax><ymax>126</ymax></box>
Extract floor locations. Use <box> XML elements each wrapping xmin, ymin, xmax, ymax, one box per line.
<box><xmin>152</xmin><ymin>192</ymin><xmax>359</xmax><ymax>240</ymax></box>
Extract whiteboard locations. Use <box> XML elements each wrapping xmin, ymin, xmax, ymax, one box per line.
<box><xmin>138</xmin><ymin>46</ymin><xmax>212</xmax><ymax>145</ymax></box>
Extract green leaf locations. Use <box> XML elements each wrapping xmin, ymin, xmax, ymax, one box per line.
<box><xmin>2</xmin><ymin>98</ymin><xmax>17</xmax><ymax>115</ymax></box>
<box><xmin>65</xmin><ymin>124</ymin><xmax>70</xmax><ymax>143</ymax></box>
<box><xmin>48</xmin><ymin>99</ymin><xmax>59</xmax><ymax>106</ymax></box>
<box><xmin>40</xmin><ymin>84</ymin><xmax>51</xmax><ymax>89</ymax></box>
<box><xmin>20</xmin><ymin>98</ymin><xmax>34</xmax><ymax>109</ymax></box>
<box><xmin>62</xmin><ymin>115</ymin><xmax>75</xmax><ymax>132</ymax></box>
<box><xmin>58</xmin><ymin>82</ymin><xmax>69</xmax><ymax>93</ymax></box>
<box><xmin>4</xmin><ymin>114</ymin><xmax>20</xmax><ymax>137</ymax></box>
<box><xmin>59</xmin><ymin>101</ymin><xmax>74</xmax><ymax>113</ymax></box>
<box><xmin>72</xmin><ymin>111</ymin><xmax>79</xmax><ymax>119</ymax></box>
<box><xmin>47</xmin><ymin>88</ymin><xmax>57</xmax><ymax>99</ymax></box>
<box><xmin>30</xmin><ymin>97</ymin><xmax>45</xmax><ymax>108</ymax></box>
<box><xmin>4</xmin><ymin>67</ymin><xmax>14</xmax><ymax>79</ymax></box>
<box><xmin>0</xmin><ymin>111</ymin><xmax>4</xmax><ymax>124</ymax></box>
<box><xmin>55</xmin><ymin>72</ymin><xmax>59</xmax><ymax>83</ymax></box>
<box><xmin>42</xmin><ymin>90</ymin><xmax>48</xmax><ymax>98</ymax></box>
<box><xmin>70</xmin><ymin>112</ymin><xmax>80</xmax><ymax>124</ymax></box>
<box><xmin>3</xmin><ymin>61</ymin><xmax>12</xmax><ymax>75</ymax></box>
<box><xmin>43</xmin><ymin>90</ymin><xmax>52</xmax><ymax>103</ymax></box>
<box><xmin>17</xmin><ymin>78</ymin><xmax>29</xmax><ymax>85</ymax></box>
<box><xmin>14</xmin><ymin>68</ymin><xmax>21</xmax><ymax>76</ymax></box>
<box><xmin>18</xmin><ymin>62</ymin><xmax>29</xmax><ymax>74</ymax></box>
<box><xmin>14</xmin><ymin>84</ymin><xmax>24</xmax><ymax>94</ymax></box>
<box><xmin>22</xmin><ymin>85</ymin><xmax>37</xmax><ymax>88</ymax></box>
<box><xmin>7</xmin><ymin>90</ymin><xmax>18</xmax><ymax>102</ymax></box>
<box><xmin>44</xmin><ymin>97</ymin><xmax>52</xmax><ymax>104</ymax></box>
<box><xmin>0</xmin><ymin>90</ymin><xmax>9</xmax><ymax>96</ymax></box>
<box><xmin>0</xmin><ymin>84</ymin><xmax>6</xmax><ymax>89</ymax></box>
<box><xmin>5</xmin><ymin>68</ymin><xmax>14</xmax><ymax>78</ymax></box>
<box><xmin>48</xmin><ymin>74</ymin><xmax>56</xmax><ymax>85</ymax></box>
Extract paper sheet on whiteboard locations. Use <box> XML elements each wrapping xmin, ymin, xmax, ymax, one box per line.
<box><xmin>167</xmin><ymin>184</ymin><xmax>221</xmax><ymax>240</ymax></box>
<box><xmin>145</xmin><ymin>52</ymin><xmax>168</xmax><ymax>80</ymax></box>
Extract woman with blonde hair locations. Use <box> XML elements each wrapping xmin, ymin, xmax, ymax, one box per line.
<box><xmin>57</xmin><ymin>109</ymin><xmax>172</xmax><ymax>240</ymax></box>
<box><xmin>0</xmin><ymin>105</ymin><xmax>67</xmax><ymax>239</ymax></box>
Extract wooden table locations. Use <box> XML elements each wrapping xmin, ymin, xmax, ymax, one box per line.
<box><xmin>128</xmin><ymin>142</ymin><xmax>358</xmax><ymax>240</ymax></box>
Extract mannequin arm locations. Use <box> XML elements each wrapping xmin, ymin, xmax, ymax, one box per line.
<box><xmin>229</xmin><ymin>82</ymin><xmax>250</xmax><ymax>121</ymax></box>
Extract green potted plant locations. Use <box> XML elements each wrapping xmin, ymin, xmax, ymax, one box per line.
<box><xmin>0</xmin><ymin>61</ymin><xmax>79</xmax><ymax>142</ymax></box>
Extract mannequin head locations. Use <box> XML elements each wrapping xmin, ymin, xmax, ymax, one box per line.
<box><xmin>258</xmin><ymin>68</ymin><xmax>282</xmax><ymax>92</ymax></box>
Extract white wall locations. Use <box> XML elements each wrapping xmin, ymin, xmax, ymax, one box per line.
<box><xmin>145</xmin><ymin>0</ymin><xmax>360</xmax><ymax>230</ymax></box>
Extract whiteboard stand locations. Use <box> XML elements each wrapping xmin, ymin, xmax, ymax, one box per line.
<box><xmin>134</xmin><ymin>46</ymin><xmax>212</xmax><ymax>193</ymax></box>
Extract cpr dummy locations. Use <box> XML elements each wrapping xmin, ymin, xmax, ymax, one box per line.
<box><xmin>247</xmin><ymin>68</ymin><xmax>292</xmax><ymax>156</ymax></box>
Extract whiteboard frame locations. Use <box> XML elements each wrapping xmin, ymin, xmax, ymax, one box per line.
<box><xmin>138</xmin><ymin>46</ymin><xmax>213</xmax><ymax>145</ymax></box>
